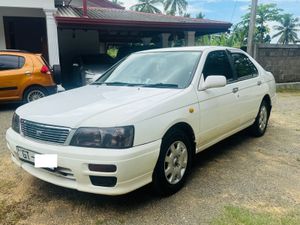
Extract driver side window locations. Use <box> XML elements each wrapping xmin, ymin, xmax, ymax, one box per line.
<box><xmin>203</xmin><ymin>51</ymin><xmax>233</xmax><ymax>82</ymax></box>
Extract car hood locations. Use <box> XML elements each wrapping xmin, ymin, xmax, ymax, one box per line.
<box><xmin>17</xmin><ymin>85</ymin><xmax>183</xmax><ymax>128</ymax></box>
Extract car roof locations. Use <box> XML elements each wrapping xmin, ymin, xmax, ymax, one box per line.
<box><xmin>137</xmin><ymin>46</ymin><xmax>242</xmax><ymax>54</ymax></box>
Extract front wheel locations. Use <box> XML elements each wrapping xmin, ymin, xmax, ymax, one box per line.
<box><xmin>250</xmin><ymin>100</ymin><xmax>270</xmax><ymax>137</ymax></box>
<box><xmin>23</xmin><ymin>86</ymin><xmax>48</xmax><ymax>103</ymax></box>
<box><xmin>152</xmin><ymin>129</ymin><xmax>192</xmax><ymax>196</ymax></box>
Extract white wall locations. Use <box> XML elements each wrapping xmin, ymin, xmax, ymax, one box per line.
<box><xmin>0</xmin><ymin>0</ymin><xmax>55</xmax><ymax>10</ymax></box>
<box><xmin>0</xmin><ymin>7</ymin><xmax>45</xmax><ymax>17</ymax></box>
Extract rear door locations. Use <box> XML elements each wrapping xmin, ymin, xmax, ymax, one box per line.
<box><xmin>0</xmin><ymin>54</ymin><xmax>29</xmax><ymax>100</ymax></box>
<box><xmin>228</xmin><ymin>51</ymin><xmax>265</xmax><ymax>125</ymax></box>
<box><xmin>196</xmin><ymin>50</ymin><xmax>240</xmax><ymax>148</ymax></box>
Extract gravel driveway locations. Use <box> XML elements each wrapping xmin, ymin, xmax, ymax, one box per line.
<box><xmin>0</xmin><ymin>92</ymin><xmax>299</xmax><ymax>225</ymax></box>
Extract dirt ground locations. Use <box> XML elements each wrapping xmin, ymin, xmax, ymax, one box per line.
<box><xmin>0</xmin><ymin>92</ymin><xmax>299</xmax><ymax>225</ymax></box>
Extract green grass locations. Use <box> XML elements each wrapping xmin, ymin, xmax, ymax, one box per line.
<box><xmin>211</xmin><ymin>206</ymin><xmax>300</xmax><ymax>225</ymax></box>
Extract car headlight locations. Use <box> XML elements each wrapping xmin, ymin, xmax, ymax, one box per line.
<box><xmin>12</xmin><ymin>113</ymin><xmax>20</xmax><ymax>133</ymax></box>
<box><xmin>70</xmin><ymin>126</ymin><xmax>134</xmax><ymax>149</ymax></box>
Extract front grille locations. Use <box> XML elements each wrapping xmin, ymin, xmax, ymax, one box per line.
<box><xmin>21</xmin><ymin>119</ymin><xmax>70</xmax><ymax>144</ymax></box>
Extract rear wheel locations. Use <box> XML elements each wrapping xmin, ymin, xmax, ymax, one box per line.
<box><xmin>23</xmin><ymin>86</ymin><xmax>47</xmax><ymax>103</ymax></box>
<box><xmin>152</xmin><ymin>129</ymin><xmax>192</xmax><ymax>196</ymax></box>
<box><xmin>250</xmin><ymin>100</ymin><xmax>270</xmax><ymax>137</ymax></box>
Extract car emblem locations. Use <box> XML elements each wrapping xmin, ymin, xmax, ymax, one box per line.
<box><xmin>36</xmin><ymin>130</ymin><xmax>43</xmax><ymax>137</ymax></box>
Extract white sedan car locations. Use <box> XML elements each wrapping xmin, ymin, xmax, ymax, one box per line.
<box><xmin>6</xmin><ymin>47</ymin><xmax>276</xmax><ymax>196</ymax></box>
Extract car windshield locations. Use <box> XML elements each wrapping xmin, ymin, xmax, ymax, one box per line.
<box><xmin>94</xmin><ymin>51</ymin><xmax>202</xmax><ymax>89</ymax></box>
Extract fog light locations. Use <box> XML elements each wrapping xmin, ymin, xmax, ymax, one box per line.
<box><xmin>90</xmin><ymin>176</ymin><xmax>117</xmax><ymax>187</ymax></box>
<box><xmin>88</xmin><ymin>164</ymin><xmax>117</xmax><ymax>172</ymax></box>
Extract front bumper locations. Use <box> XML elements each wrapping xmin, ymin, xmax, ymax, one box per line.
<box><xmin>6</xmin><ymin>128</ymin><xmax>161</xmax><ymax>195</ymax></box>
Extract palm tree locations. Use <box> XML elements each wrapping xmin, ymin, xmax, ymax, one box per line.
<box><xmin>130</xmin><ymin>0</ymin><xmax>163</xmax><ymax>14</ymax></box>
<box><xmin>164</xmin><ymin>0</ymin><xmax>188</xmax><ymax>16</ymax></box>
<box><xmin>273</xmin><ymin>14</ymin><xmax>300</xmax><ymax>44</ymax></box>
<box><xmin>196</xmin><ymin>12</ymin><xmax>205</xmax><ymax>19</ymax></box>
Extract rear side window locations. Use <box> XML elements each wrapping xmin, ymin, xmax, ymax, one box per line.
<box><xmin>0</xmin><ymin>55</ymin><xmax>25</xmax><ymax>71</ymax></box>
<box><xmin>203</xmin><ymin>51</ymin><xmax>234</xmax><ymax>82</ymax></box>
<box><xmin>231</xmin><ymin>53</ymin><xmax>258</xmax><ymax>79</ymax></box>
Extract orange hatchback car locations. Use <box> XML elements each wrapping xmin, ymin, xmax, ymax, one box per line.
<box><xmin>0</xmin><ymin>50</ymin><xmax>61</xmax><ymax>103</ymax></box>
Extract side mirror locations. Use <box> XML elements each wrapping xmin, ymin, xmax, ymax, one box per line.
<box><xmin>52</xmin><ymin>64</ymin><xmax>62</xmax><ymax>85</ymax></box>
<box><xmin>201</xmin><ymin>75</ymin><xmax>227</xmax><ymax>90</ymax></box>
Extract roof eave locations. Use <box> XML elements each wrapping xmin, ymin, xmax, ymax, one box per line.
<box><xmin>55</xmin><ymin>16</ymin><xmax>232</xmax><ymax>31</ymax></box>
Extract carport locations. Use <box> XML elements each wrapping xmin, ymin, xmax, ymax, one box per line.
<box><xmin>54</xmin><ymin>5</ymin><xmax>231</xmax><ymax>88</ymax></box>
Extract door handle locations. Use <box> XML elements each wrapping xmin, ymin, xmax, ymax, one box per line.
<box><xmin>25</xmin><ymin>71</ymin><xmax>31</xmax><ymax>75</ymax></box>
<box><xmin>232</xmin><ymin>87</ymin><xmax>239</xmax><ymax>93</ymax></box>
<box><xmin>257</xmin><ymin>80</ymin><xmax>262</xmax><ymax>86</ymax></box>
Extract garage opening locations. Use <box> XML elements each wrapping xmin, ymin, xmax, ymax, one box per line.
<box><xmin>4</xmin><ymin>16</ymin><xmax>48</xmax><ymax>61</ymax></box>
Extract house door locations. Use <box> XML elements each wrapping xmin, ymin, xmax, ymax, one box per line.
<box><xmin>4</xmin><ymin>17</ymin><xmax>48</xmax><ymax>61</ymax></box>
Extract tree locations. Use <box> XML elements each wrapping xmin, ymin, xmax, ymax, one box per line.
<box><xmin>240</xmin><ymin>3</ymin><xmax>282</xmax><ymax>43</ymax></box>
<box><xmin>164</xmin><ymin>0</ymin><xmax>188</xmax><ymax>16</ymax></box>
<box><xmin>273</xmin><ymin>13</ymin><xmax>300</xmax><ymax>44</ymax></box>
<box><xmin>111</xmin><ymin>0</ymin><xmax>123</xmax><ymax>5</ymax></box>
<box><xmin>183</xmin><ymin>13</ymin><xmax>190</xmax><ymax>18</ymax></box>
<box><xmin>196</xmin><ymin>12</ymin><xmax>205</xmax><ymax>19</ymax></box>
<box><xmin>130</xmin><ymin>0</ymin><xmax>163</xmax><ymax>14</ymax></box>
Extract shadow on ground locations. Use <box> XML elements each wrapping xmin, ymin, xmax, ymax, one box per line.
<box><xmin>29</xmin><ymin>129</ymin><xmax>251</xmax><ymax>209</ymax></box>
<box><xmin>0</xmin><ymin>103</ymin><xmax>21</xmax><ymax>111</ymax></box>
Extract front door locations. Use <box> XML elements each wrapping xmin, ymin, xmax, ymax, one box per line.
<box><xmin>228</xmin><ymin>51</ymin><xmax>265</xmax><ymax>125</ymax></box>
<box><xmin>0</xmin><ymin>54</ymin><xmax>27</xmax><ymax>101</ymax></box>
<box><xmin>196</xmin><ymin>50</ymin><xmax>240</xmax><ymax>149</ymax></box>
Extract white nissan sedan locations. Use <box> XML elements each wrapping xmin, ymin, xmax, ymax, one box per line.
<box><xmin>6</xmin><ymin>47</ymin><xmax>276</xmax><ymax>196</ymax></box>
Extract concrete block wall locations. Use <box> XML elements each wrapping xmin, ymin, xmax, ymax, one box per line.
<box><xmin>255</xmin><ymin>44</ymin><xmax>300</xmax><ymax>83</ymax></box>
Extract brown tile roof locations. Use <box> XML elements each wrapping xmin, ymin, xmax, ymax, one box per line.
<box><xmin>57</xmin><ymin>6</ymin><xmax>230</xmax><ymax>25</ymax></box>
<box><xmin>85</xmin><ymin>0</ymin><xmax>125</xmax><ymax>9</ymax></box>
<box><xmin>55</xmin><ymin>6</ymin><xmax>231</xmax><ymax>32</ymax></box>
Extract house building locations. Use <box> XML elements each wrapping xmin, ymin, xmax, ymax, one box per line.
<box><xmin>0</xmin><ymin>0</ymin><xmax>232</xmax><ymax>87</ymax></box>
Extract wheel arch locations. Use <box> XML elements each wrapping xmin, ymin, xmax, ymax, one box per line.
<box><xmin>162</xmin><ymin>122</ymin><xmax>196</xmax><ymax>155</ymax></box>
<box><xmin>22</xmin><ymin>84</ymin><xmax>47</xmax><ymax>100</ymax></box>
<box><xmin>262</xmin><ymin>94</ymin><xmax>272</xmax><ymax>111</ymax></box>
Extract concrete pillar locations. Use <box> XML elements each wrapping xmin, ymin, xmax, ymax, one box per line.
<box><xmin>44</xmin><ymin>9</ymin><xmax>60</xmax><ymax>66</ymax></box>
<box><xmin>99</xmin><ymin>42</ymin><xmax>106</xmax><ymax>54</ymax></box>
<box><xmin>161</xmin><ymin>33</ymin><xmax>171</xmax><ymax>48</ymax></box>
<box><xmin>142</xmin><ymin>37</ymin><xmax>152</xmax><ymax>46</ymax></box>
<box><xmin>184</xmin><ymin>31</ymin><xmax>196</xmax><ymax>46</ymax></box>
<box><xmin>0</xmin><ymin>16</ymin><xmax>6</xmax><ymax>50</ymax></box>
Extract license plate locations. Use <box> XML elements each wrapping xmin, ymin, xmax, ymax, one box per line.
<box><xmin>16</xmin><ymin>147</ymin><xmax>38</xmax><ymax>164</ymax></box>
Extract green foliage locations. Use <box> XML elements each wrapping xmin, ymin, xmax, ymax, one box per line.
<box><xmin>212</xmin><ymin>206</ymin><xmax>300</xmax><ymax>225</ymax></box>
<box><xmin>196</xmin><ymin>12</ymin><xmax>205</xmax><ymax>19</ymax></box>
<box><xmin>273</xmin><ymin>13</ymin><xmax>300</xmax><ymax>44</ymax></box>
<box><xmin>164</xmin><ymin>0</ymin><xmax>188</xmax><ymax>16</ymax></box>
<box><xmin>130</xmin><ymin>0</ymin><xmax>163</xmax><ymax>14</ymax></box>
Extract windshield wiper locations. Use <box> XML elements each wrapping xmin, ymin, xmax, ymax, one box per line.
<box><xmin>142</xmin><ymin>83</ymin><xmax>179</xmax><ymax>88</ymax></box>
<box><xmin>93</xmin><ymin>82</ymin><xmax>140</xmax><ymax>86</ymax></box>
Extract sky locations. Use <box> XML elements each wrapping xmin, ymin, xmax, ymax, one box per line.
<box><xmin>122</xmin><ymin>0</ymin><xmax>300</xmax><ymax>43</ymax></box>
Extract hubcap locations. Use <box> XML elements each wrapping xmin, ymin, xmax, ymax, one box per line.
<box><xmin>164</xmin><ymin>141</ymin><xmax>188</xmax><ymax>185</ymax></box>
<box><xmin>258</xmin><ymin>105</ymin><xmax>268</xmax><ymax>131</ymax></box>
<box><xmin>27</xmin><ymin>90</ymin><xmax>45</xmax><ymax>102</ymax></box>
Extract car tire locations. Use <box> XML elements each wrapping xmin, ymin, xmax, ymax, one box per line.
<box><xmin>152</xmin><ymin>129</ymin><xmax>192</xmax><ymax>196</ymax></box>
<box><xmin>23</xmin><ymin>86</ymin><xmax>48</xmax><ymax>103</ymax></box>
<box><xmin>52</xmin><ymin>65</ymin><xmax>62</xmax><ymax>85</ymax></box>
<box><xmin>250</xmin><ymin>100</ymin><xmax>271</xmax><ymax>137</ymax></box>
